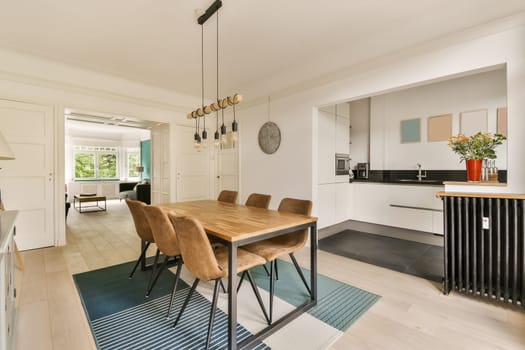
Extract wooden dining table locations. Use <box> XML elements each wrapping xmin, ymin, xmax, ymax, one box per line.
<box><xmin>158</xmin><ymin>200</ymin><xmax>318</xmax><ymax>350</ymax></box>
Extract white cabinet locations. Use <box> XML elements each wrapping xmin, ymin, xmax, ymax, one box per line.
<box><xmin>318</xmin><ymin>184</ymin><xmax>336</xmax><ymax>228</ymax></box>
<box><xmin>0</xmin><ymin>211</ymin><xmax>17</xmax><ymax>350</ymax></box>
<box><xmin>335</xmin><ymin>182</ymin><xmax>354</xmax><ymax>223</ymax></box>
<box><xmin>317</xmin><ymin>182</ymin><xmax>354</xmax><ymax>229</ymax></box>
<box><xmin>335</xmin><ymin>115</ymin><xmax>350</xmax><ymax>154</ymax></box>
<box><xmin>352</xmin><ymin>183</ymin><xmax>443</xmax><ymax>234</ymax></box>
<box><xmin>318</xmin><ymin>110</ymin><xmax>336</xmax><ymax>184</ymax></box>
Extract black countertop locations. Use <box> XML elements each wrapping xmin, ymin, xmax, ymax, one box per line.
<box><xmin>349</xmin><ymin>169</ymin><xmax>507</xmax><ymax>186</ymax></box>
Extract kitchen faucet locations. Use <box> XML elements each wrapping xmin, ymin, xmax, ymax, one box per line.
<box><xmin>416</xmin><ymin>163</ymin><xmax>427</xmax><ymax>181</ymax></box>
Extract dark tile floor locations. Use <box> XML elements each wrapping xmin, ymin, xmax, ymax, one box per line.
<box><xmin>319</xmin><ymin>230</ymin><xmax>443</xmax><ymax>282</ymax></box>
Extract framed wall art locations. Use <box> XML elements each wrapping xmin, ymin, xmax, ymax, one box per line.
<box><xmin>460</xmin><ymin>109</ymin><xmax>487</xmax><ymax>136</ymax></box>
<box><xmin>400</xmin><ymin>118</ymin><xmax>421</xmax><ymax>143</ymax></box>
<box><xmin>497</xmin><ymin>107</ymin><xmax>507</xmax><ymax>137</ymax></box>
<box><xmin>427</xmin><ymin>113</ymin><xmax>452</xmax><ymax>142</ymax></box>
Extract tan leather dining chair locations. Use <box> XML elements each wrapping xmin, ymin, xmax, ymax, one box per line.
<box><xmin>241</xmin><ymin>197</ymin><xmax>313</xmax><ymax>323</ymax></box>
<box><xmin>217</xmin><ymin>190</ymin><xmax>238</xmax><ymax>203</ymax></box>
<box><xmin>143</xmin><ymin>206</ymin><xmax>183</xmax><ymax>319</ymax></box>
<box><xmin>245</xmin><ymin>193</ymin><xmax>271</xmax><ymax>209</ymax></box>
<box><xmin>125</xmin><ymin>199</ymin><xmax>156</xmax><ymax>281</ymax></box>
<box><xmin>168</xmin><ymin>214</ymin><xmax>270</xmax><ymax>349</ymax></box>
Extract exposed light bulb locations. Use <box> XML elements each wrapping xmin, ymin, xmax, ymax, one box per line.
<box><xmin>231</xmin><ymin>120</ymin><xmax>238</xmax><ymax>144</ymax></box>
<box><xmin>193</xmin><ymin>132</ymin><xmax>202</xmax><ymax>151</ymax></box>
<box><xmin>214</xmin><ymin>130</ymin><xmax>220</xmax><ymax>148</ymax></box>
<box><xmin>201</xmin><ymin>129</ymin><xmax>208</xmax><ymax>149</ymax></box>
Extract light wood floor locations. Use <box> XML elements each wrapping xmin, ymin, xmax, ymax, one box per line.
<box><xmin>14</xmin><ymin>200</ymin><xmax>525</xmax><ymax>350</ymax></box>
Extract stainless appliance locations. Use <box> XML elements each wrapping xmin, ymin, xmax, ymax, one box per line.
<box><xmin>356</xmin><ymin>162</ymin><xmax>369</xmax><ymax>179</ymax></box>
<box><xmin>335</xmin><ymin>153</ymin><xmax>350</xmax><ymax>175</ymax></box>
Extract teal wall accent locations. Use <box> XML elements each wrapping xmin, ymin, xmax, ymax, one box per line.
<box><xmin>140</xmin><ymin>140</ymin><xmax>151</xmax><ymax>180</ymax></box>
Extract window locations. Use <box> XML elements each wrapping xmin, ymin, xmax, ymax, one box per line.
<box><xmin>127</xmin><ymin>150</ymin><xmax>140</xmax><ymax>178</ymax></box>
<box><xmin>73</xmin><ymin>146</ymin><xmax>119</xmax><ymax>180</ymax></box>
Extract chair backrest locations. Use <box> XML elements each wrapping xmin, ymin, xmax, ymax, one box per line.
<box><xmin>217</xmin><ymin>190</ymin><xmax>238</xmax><ymax>204</ymax></box>
<box><xmin>125</xmin><ymin>198</ymin><xmax>154</xmax><ymax>242</ymax></box>
<box><xmin>168</xmin><ymin>214</ymin><xmax>226</xmax><ymax>281</ymax></box>
<box><xmin>278</xmin><ymin>197</ymin><xmax>313</xmax><ymax>246</ymax></box>
<box><xmin>245</xmin><ymin>193</ymin><xmax>271</xmax><ymax>209</ymax></box>
<box><xmin>143</xmin><ymin>206</ymin><xmax>180</xmax><ymax>257</ymax></box>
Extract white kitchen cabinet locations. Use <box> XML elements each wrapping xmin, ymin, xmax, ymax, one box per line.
<box><xmin>318</xmin><ymin>110</ymin><xmax>336</xmax><ymax>184</ymax></box>
<box><xmin>335</xmin><ymin>115</ymin><xmax>350</xmax><ymax>155</ymax></box>
<box><xmin>335</xmin><ymin>182</ymin><xmax>354</xmax><ymax>223</ymax></box>
<box><xmin>352</xmin><ymin>183</ymin><xmax>443</xmax><ymax>234</ymax></box>
<box><xmin>317</xmin><ymin>183</ymin><xmax>336</xmax><ymax>228</ymax></box>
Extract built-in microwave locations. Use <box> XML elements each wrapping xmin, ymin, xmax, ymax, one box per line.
<box><xmin>335</xmin><ymin>153</ymin><xmax>350</xmax><ymax>175</ymax></box>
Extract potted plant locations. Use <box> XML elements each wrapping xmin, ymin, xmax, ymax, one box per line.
<box><xmin>448</xmin><ymin>132</ymin><xmax>506</xmax><ymax>182</ymax></box>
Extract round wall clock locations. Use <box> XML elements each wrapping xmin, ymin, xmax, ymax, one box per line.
<box><xmin>258</xmin><ymin>121</ymin><xmax>281</xmax><ymax>154</ymax></box>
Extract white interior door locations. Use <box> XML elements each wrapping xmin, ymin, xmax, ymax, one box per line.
<box><xmin>151</xmin><ymin>124</ymin><xmax>170</xmax><ymax>204</ymax></box>
<box><xmin>0</xmin><ymin>99</ymin><xmax>55</xmax><ymax>250</ymax></box>
<box><xmin>215</xmin><ymin>147</ymin><xmax>238</xmax><ymax>198</ymax></box>
<box><xmin>175</xmin><ymin>126</ymin><xmax>210</xmax><ymax>202</ymax></box>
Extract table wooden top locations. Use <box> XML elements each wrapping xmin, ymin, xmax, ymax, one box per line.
<box><xmin>436</xmin><ymin>191</ymin><xmax>525</xmax><ymax>200</ymax></box>
<box><xmin>157</xmin><ymin>200</ymin><xmax>317</xmax><ymax>242</ymax></box>
<box><xmin>73</xmin><ymin>195</ymin><xmax>106</xmax><ymax>201</ymax></box>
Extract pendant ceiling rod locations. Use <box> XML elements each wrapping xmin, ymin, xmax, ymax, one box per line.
<box><xmin>198</xmin><ymin>0</ymin><xmax>222</xmax><ymax>25</ymax></box>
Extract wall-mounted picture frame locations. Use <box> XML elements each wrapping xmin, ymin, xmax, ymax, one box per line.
<box><xmin>427</xmin><ymin>113</ymin><xmax>452</xmax><ymax>142</ymax></box>
<box><xmin>459</xmin><ymin>109</ymin><xmax>487</xmax><ymax>136</ymax></box>
<box><xmin>400</xmin><ymin>118</ymin><xmax>421</xmax><ymax>143</ymax></box>
<box><xmin>497</xmin><ymin>107</ymin><xmax>507</xmax><ymax>137</ymax></box>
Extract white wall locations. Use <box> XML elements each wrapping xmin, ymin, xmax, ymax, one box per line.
<box><xmin>369</xmin><ymin>69</ymin><xmax>507</xmax><ymax>170</ymax></box>
<box><xmin>240</xmin><ymin>94</ymin><xmax>314</xmax><ymax>209</ymax></box>
<box><xmin>240</xmin><ymin>18</ymin><xmax>525</xmax><ymax>221</ymax></box>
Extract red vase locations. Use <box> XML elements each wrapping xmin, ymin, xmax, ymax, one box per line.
<box><xmin>466</xmin><ymin>159</ymin><xmax>482</xmax><ymax>182</ymax></box>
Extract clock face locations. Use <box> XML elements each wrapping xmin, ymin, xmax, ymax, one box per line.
<box><xmin>258</xmin><ymin>121</ymin><xmax>281</xmax><ymax>154</ymax></box>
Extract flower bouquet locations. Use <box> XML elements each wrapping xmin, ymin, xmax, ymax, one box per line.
<box><xmin>448</xmin><ymin>132</ymin><xmax>506</xmax><ymax>181</ymax></box>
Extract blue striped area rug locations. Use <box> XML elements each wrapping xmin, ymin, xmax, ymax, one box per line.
<box><xmin>91</xmin><ymin>288</ymin><xmax>268</xmax><ymax>350</ymax></box>
<box><xmin>73</xmin><ymin>259</ymin><xmax>379</xmax><ymax>349</ymax></box>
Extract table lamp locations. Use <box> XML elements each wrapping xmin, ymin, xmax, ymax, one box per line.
<box><xmin>136</xmin><ymin>166</ymin><xmax>144</xmax><ymax>181</ymax></box>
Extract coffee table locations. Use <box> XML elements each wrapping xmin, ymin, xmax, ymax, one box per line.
<box><xmin>73</xmin><ymin>195</ymin><xmax>107</xmax><ymax>213</ymax></box>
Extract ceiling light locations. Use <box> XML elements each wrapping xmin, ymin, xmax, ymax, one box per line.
<box><xmin>186</xmin><ymin>0</ymin><xmax>242</xmax><ymax>151</ymax></box>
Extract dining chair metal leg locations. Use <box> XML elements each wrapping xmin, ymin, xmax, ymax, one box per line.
<box><xmin>145</xmin><ymin>249</ymin><xmax>161</xmax><ymax>297</ymax></box>
<box><xmin>262</xmin><ymin>264</ymin><xmax>270</xmax><ymax>276</ymax></box>
<box><xmin>129</xmin><ymin>241</ymin><xmax>151</xmax><ymax>278</ymax></box>
<box><xmin>173</xmin><ymin>278</ymin><xmax>200</xmax><ymax>327</ymax></box>
<box><xmin>205</xmin><ymin>279</ymin><xmax>222</xmax><ymax>350</ymax></box>
<box><xmin>245</xmin><ymin>270</ymin><xmax>270</xmax><ymax>325</ymax></box>
<box><xmin>275</xmin><ymin>259</ymin><xmax>279</xmax><ymax>280</ymax></box>
<box><xmin>289</xmin><ymin>253</ymin><xmax>312</xmax><ymax>296</ymax></box>
<box><xmin>146</xmin><ymin>254</ymin><xmax>170</xmax><ymax>297</ymax></box>
<box><xmin>269</xmin><ymin>260</ymin><xmax>276</xmax><ymax>323</ymax></box>
<box><xmin>166</xmin><ymin>257</ymin><xmax>183</xmax><ymax>320</ymax></box>
<box><xmin>236</xmin><ymin>271</ymin><xmax>246</xmax><ymax>293</ymax></box>
<box><xmin>219</xmin><ymin>279</ymin><xmax>227</xmax><ymax>293</ymax></box>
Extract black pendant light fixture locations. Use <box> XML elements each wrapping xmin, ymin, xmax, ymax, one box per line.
<box><xmin>186</xmin><ymin>0</ymin><xmax>242</xmax><ymax>150</ymax></box>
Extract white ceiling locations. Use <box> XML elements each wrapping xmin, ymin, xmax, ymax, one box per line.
<box><xmin>1</xmin><ymin>0</ymin><xmax>524</xmax><ymax>100</ymax></box>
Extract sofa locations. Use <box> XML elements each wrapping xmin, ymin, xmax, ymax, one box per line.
<box><xmin>119</xmin><ymin>182</ymin><xmax>151</xmax><ymax>204</ymax></box>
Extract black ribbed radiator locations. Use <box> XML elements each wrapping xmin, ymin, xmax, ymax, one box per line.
<box><xmin>442</xmin><ymin>194</ymin><xmax>525</xmax><ymax>306</ymax></box>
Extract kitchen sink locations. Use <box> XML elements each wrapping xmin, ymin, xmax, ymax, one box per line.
<box><xmin>396</xmin><ymin>179</ymin><xmax>442</xmax><ymax>184</ymax></box>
